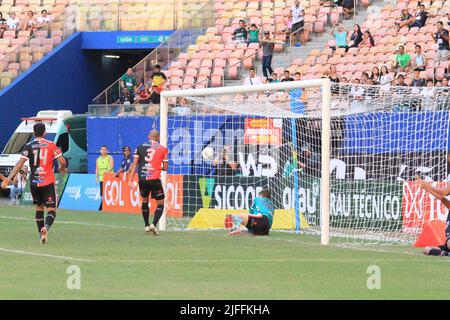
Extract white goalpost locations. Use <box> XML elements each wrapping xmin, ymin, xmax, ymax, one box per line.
<box><xmin>160</xmin><ymin>79</ymin><xmax>333</xmax><ymax>245</ymax></box>
<box><xmin>158</xmin><ymin>79</ymin><xmax>450</xmax><ymax>246</ymax></box>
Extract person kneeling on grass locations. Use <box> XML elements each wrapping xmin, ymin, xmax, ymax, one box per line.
<box><xmin>416</xmin><ymin>176</ymin><xmax>450</xmax><ymax>257</ymax></box>
<box><xmin>227</xmin><ymin>189</ymin><xmax>274</xmax><ymax>236</ymax></box>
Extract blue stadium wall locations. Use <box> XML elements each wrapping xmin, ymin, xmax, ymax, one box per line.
<box><xmin>0</xmin><ymin>30</ymin><xmax>174</xmax><ymax>150</ymax></box>
<box><xmin>0</xmin><ymin>33</ymin><xmax>103</xmax><ymax>149</ymax></box>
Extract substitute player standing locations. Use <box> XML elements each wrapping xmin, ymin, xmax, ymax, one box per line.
<box><xmin>1</xmin><ymin>123</ymin><xmax>66</xmax><ymax>244</ymax></box>
<box><xmin>129</xmin><ymin>130</ymin><xmax>168</xmax><ymax>236</ymax></box>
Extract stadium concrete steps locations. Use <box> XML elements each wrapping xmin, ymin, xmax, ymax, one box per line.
<box><xmin>223</xmin><ymin>0</ymin><xmax>388</xmax><ymax>87</ymax></box>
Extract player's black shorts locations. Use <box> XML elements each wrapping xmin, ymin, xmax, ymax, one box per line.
<box><xmin>246</xmin><ymin>215</ymin><xmax>271</xmax><ymax>236</ymax></box>
<box><xmin>30</xmin><ymin>184</ymin><xmax>56</xmax><ymax>208</ymax></box>
<box><xmin>139</xmin><ymin>179</ymin><xmax>165</xmax><ymax>200</ymax></box>
<box><xmin>291</xmin><ymin>21</ymin><xmax>304</xmax><ymax>34</ymax></box>
<box><xmin>439</xmin><ymin>237</ymin><xmax>450</xmax><ymax>251</ymax></box>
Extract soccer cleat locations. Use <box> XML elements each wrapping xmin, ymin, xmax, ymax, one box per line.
<box><xmin>228</xmin><ymin>228</ymin><xmax>242</xmax><ymax>237</ymax></box>
<box><xmin>144</xmin><ymin>226</ymin><xmax>151</xmax><ymax>233</ymax></box>
<box><xmin>40</xmin><ymin>227</ymin><xmax>48</xmax><ymax>245</ymax></box>
<box><xmin>149</xmin><ymin>224</ymin><xmax>159</xmax><ymax>236</ymax></box>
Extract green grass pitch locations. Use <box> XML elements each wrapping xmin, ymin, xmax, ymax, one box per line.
<box><xmin>0</xmin><ymin>206</ymin><xmax>449</xmax><ymax>300</ymax></box>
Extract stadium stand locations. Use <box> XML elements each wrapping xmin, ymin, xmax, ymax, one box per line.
<box><xmin>0</xmin><ymin>0</ymin><xmax>207</xmax><ymax>89</ymax></box>
<box><xmin>287</xmin><ymin>0</ymin><xmax>449</xmax><ymax>83</ymax></box>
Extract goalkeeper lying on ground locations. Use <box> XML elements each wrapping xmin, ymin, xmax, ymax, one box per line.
<box><xmin>227</xmin><ymin>189</ymin><xmax>274</xmax><ymax>236</ymax></box>
<box><xmin>416</xmin><ymin>176</ymin><xmax>450</xmax><ymax>257</ymax></box>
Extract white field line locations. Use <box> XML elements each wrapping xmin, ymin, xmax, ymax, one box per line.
<box><xmin>0</xmin><ymin>215</ymin><xmax>434</xmax><ymax>262</ymax></box>
<box><xmin>0</xmin><ymin>215</ymin><xmax>140</xmax><ymax>230</ymax></box>
<box><xmin>0</xmin><ymin>247</ymin><xmax>95</xmax><ymax>263</ymax></box>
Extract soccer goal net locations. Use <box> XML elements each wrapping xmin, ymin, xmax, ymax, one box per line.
<box><xmin>159</xmin><ymin>80</ymin><xmax>449</xmax><ymax>245</ymax></box>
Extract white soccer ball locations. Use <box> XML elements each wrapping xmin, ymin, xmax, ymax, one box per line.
<box><xmin>202</xmin><ymin>147</ymin><xmax>215</xmax><ymax>161</ymax></box>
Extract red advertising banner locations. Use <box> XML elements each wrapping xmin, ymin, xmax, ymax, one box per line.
<box><xmin>244</xmin><ymin>118</ymin><xmax>282</xmax><ymax>146</ymax></box>
<box><xmin>402</xmin><ymin>181</ymin><xmax>449</xmax><ymax>232</ymax></box>
<box><xmin>102</xmin><ymin>173</ymin><xmax>184</xmax><ymax>217</ymax></box>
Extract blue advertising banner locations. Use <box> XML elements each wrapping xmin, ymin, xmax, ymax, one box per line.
<box><xmin>59</xmin><ymin>174</ymin><xmax>102</xmax><ymax>211</ymax></box>
<box><xmin>344</xmin><ymin>111</ymin><xmax>450</xmax><ymax>153</ymax></box>
<box><xmin>87</xmin><ymin>115</ymin><xmax>246</xmax><ymax>174</ymax></box>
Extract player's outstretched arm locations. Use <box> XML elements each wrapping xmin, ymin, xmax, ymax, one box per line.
<box><xmin>416</xmin><ymin>176</ymin><xmax>450</xmax><ymax>198</ymax></box>
<box><xmin>2</xmin><ymin>158</ymin><xmax>27</xmax><ymax>189</ymax></box>
<box><xmin>128</xmin><ymin>156</ymin><xmax>139</xmax><ymax>185</ymax></box>
<box><xmin>57</xmin><ymin>156</ymin><xmax>67</xmax><ymax>174</ymax></box>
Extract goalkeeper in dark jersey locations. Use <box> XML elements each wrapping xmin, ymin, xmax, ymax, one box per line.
<box><xmin>227</xmin><ymin>189</ymin><xmax>274</xmax><ymax>236</ymax></box>
<box><xmin>416</xmin><ymin>176</ymin><xmax>450</xmax><ymax>257</ymax></box>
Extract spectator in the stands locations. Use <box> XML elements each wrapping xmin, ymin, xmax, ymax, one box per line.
<box><xmin>118</xmin><ymin>87</ymin><xmax>135</xmax><ymax>106</ymax></box>
<box><xmin>395</xmin><ymin>8</ymin><xmax>413</xmax><ymax>31</ymax></box>
<box><xmin>281</xmin><ymin>70</ymin><xmax>294</xmax><ymax>82</ymax></box>
<box><xmin>347</xmin><ymin>24</ymin><xmax>363</xmax><ymax>50</ymax></box>
<box><xmin>268</xmin><ymin>72</ymin><xmax>279</xmax><ymax>84</ymax></box>
<box><xmin>410</xmin><ymin>4</ymin><xmax>428</xmax><ymax>29</ymax></box>
<box><xmin>436</xmin><ymin>77</ymin><xmax>450</xmax><ymax>110</ymax></box>
<box><xmin>289</xmin><ymin>0</ymin><xmax>305</xmax><ymax>47</ymax></box>
<box><xmin>350</xmin><ymin>79</ymin><xmax>365</xmax><ymax>111</ymax></box>
<box><xmin>134</xmin><ymin>81</ymin><xmax>151</xmax><ymax>104</ymax></box>
<box><xmin>359</xmin><ymin>30</ymin><xmax>375</xmax><ymax>48</ymax></box>
<box><xmin>330</xmin><ymin>23</ymin><xmax>348</xmax><ymax>51</ymax></box>
<box><xmin>394</xmin><ymin>45</ymin><xmax>411</xmax><ymax>73</ymax></box>
<box><xmin>21</xmin><ymin>10</ymin><xmax>37</xmax><ymax>34</ymax></box>
<box><xmin>233</xmin><ymin>20</ymin><xmax>248</xmax><ymax>43</ymax></box>
<box><xmin>370</xmin><ymin>66</ymin><xmax>380</xmax><ymax>84</ymax></box>
<box><xmin>261</xmin><ymin>31</ymin><xmax>275</xmax><ymax>79</ymax></box>
<box><xmin>431</xmin><ymin>21</ymin><xmax>449</xmax><ymax>61</ymax></box>
<box><xmin>379</xmin><ymin>65</ymin><xmax>393</xmax><ymax>93</ymax></box>
<box><xmin>36</xmin><ymin>9</ymin><xmax>52</xmax><ymax>37</ymax></box>
<box><xmin>326</xmin><ymin>66</ymin><xmax>340</xmax><ymax>83</ymax></box>
<box><xmin>421</xmin><ymin>79</ymin><xmax>436</xmax><ymax>110</ymax></box>
<box><xmin>361</xmin><ymin>72</ymin><xmax>370</xmax><ymax>85</ymax></box>
<box><xmin>6</xmin><ymin>12</ymin><xmax>20</xmax><ymax>32</ymax></box>
<box><xmin>150</xmin><ymin>64</ymin><xmax>167</xmax><ymax>94</ymax></box>
<box><xmin>120</xmin><ymin>68</ymin><xmax>138</xmax><ymax>94</ymax></box>
<box><xmin>342</xmin><ymin>0</ymin><xmax>354</xmax><ymax>20</ymax></box>
<box><xmin>172</xmin><ymin>97</ymin><xmax>192</xmax><ymax>116</ymax></box>
<box><xmin>243</xmin><ymin>67</ymin><xmax>263</xmax><ymax>86</ymax></box>
<box><xmin>0</xmin><ymin>12</ymin><xmax>6</xmax><ymax>38</ymax></box>
<box><xmin>411</xmin><ymin>68</ymin><xmax>426</xmax><ymax>88</ymax></box>
<box><xmin>248</xmin><ymin>24</ymin><xmax>260</xmax><ymax>44</ymax></box>
<box><xmin>411</xmin><ymin>44</ymin><xmax>427</xmax><ymax>71</ymax></box>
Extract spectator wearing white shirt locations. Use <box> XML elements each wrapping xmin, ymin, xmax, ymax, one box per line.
<box><xmin>289</xmin><ymin>0</ymin><xmax>305</xmax><ymax>47</ymax></box>
<box><xmin>6</xmin><ymin>12</ymin><xmax>20</xmax><ymax>32</ymax></box>
<box><xmin>243</xmin><ymin>67</ymin><xmax>263</xmax><ymax>86</ymax></box>
<box><xmin>420</xmin><ymin>79</ymin><xmax>436</xmax><ymax>111</ymax></box>
<box><xmin>379</xmin><ymin>65</ymin><xmax>393</xmax><ymax>94</ymax></box>
<box><xmin>350</xmin><ymin>79</ymin><xmax>365</xmax><ymax>112</ymax></box>
<box><xmin>36</xmin><ymin>9</ymin><xmax>52</xmax><ymax>37</ymax></box>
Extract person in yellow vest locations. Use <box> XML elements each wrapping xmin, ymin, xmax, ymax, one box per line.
<box><xmin>96</xmin><ymin>145</ymin><xmax>114</xmax><ymax>210</ymax></box>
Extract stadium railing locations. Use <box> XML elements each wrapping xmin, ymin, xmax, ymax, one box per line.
<box><xmin>91</xmin><ymin>0</ymin><xmax>215</xmax><ymax>105</ymax></box>
<box><xmin>88</xmin><ymin>83</ymin><xmax>450</xmax><ymax>118</ymax></box>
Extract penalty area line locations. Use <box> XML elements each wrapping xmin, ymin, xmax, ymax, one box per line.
<box><xmin>0</xmin><ymin>247</ymin><xmax>95</xmax><ymax>263</ymax></box>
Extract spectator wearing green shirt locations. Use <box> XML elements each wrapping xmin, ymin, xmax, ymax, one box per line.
<box><xmin>394</xmin><ymin>45</ymin><xmax>411</xmax><ymax>73</ymax></box>
<box><xmin>247</xmin><ymin>24</ymin><xmax>260</xmax><ymax>44</ymax></box>
<box><xmin>120</xmin><ymin>68</ymin><xmax>138</xmax><ymax>94</ymax></box>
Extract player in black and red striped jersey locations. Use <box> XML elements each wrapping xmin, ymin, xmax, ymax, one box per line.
<box><xmin>129</xmin><ymin>130</ymin><xmax>169</xmax><ymax>236</ymax></box>
<box><xmin>1</xmin><ymin>123</ymin><xmax>66</xmax><ymax>245</ymax></box>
